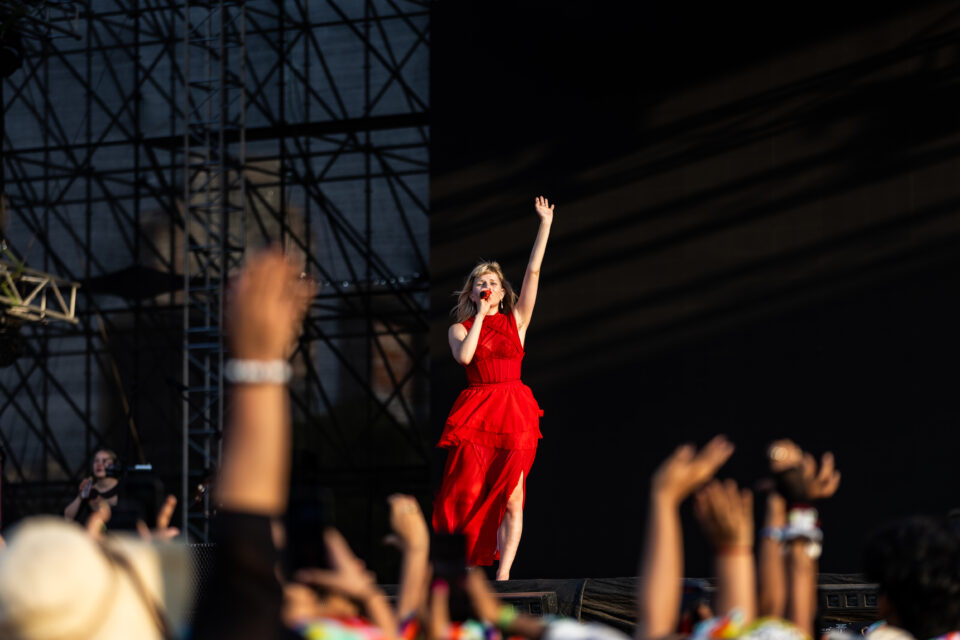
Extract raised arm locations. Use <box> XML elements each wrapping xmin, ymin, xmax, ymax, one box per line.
<box><xmin>513</xmin><ymin>196</ymin><xmax>553</xmax><ymax>334</ymax></box>
<box><xmin>193</xmin><ymin>250</ymin><xmax>314</xmax><ymax>640</ymax></box>
<box><xmin>694</xmin><ymin>479</ymin><xmax>756</xmax><ymax>624</ymax></box>
<box><xmin>637</xmin><ymin>436</ymin><xmax>734</xmax><ymax>640</ymax></box>
<box><xmin>216</xmin><ymin>250</ymin><xmax>312</xmax><ymax>515</ymax></box>
<box><xmin>784</xmin><ymin>448</ymin><xmax>840</xmax><ymax>637</ymax></box>
<box><xmin>757</xmin><ymin>492</ymin><xmax>787</xmax><ymax>618</ymax></box>
<box><xmin>386</xmin><ymin>494</ymin><xmax>430</xmax><ymax>621</ymax></box>
<box><xmin>765</xmin><ymin>440</ymin><xmax>840</xmax><ymax>636</ymax></box>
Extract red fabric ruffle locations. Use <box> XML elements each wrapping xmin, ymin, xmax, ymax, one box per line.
<box><xmin>438</xmin><ymin>380</ymin><xmax>543</xmax><ymax>450</ymax></box>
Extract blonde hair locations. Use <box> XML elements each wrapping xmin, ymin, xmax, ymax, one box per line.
<box><xmin>451</xmin><ymin>261</ymin><xmax>518</xmax><ymax>323</ymax></box>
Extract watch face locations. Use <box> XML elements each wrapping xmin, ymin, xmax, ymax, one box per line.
<box><xmin>806</xmin><ymin>540</ymin><xmax>823</xmax><ymax>559</ymax></box>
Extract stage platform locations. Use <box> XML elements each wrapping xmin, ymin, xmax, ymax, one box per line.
<box><xmin>392</xmin><ymin>575</ymin><xmax>880</xmax><ymax>633</ymax></box>
<box><xmin>188</xmin><ymin>546</ymin><xmax>877</xmax><ymax>633</ymax></box>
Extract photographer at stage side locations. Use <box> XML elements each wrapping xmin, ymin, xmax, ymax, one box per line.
<box><xmin>63</xmin><ymin>448</ymin><xmax>121</xmax><ymax>523</ymax></box>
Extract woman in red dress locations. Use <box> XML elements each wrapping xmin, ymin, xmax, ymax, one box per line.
<box><xmin>433</xmin><ymin>196</ymin><xmax>554</xmax><ymax>580</ymax></box>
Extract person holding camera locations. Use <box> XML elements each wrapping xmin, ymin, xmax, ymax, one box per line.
<box><xmin>64</xmin><ymin>448</ymin><xmax>121</xmax><ymax>522</ymax></box>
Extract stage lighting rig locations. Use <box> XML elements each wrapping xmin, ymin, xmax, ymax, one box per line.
<box><xmin>0</xmin><ymin>241</ymin><xmax>78</xmax><ymax>325</ymax></box>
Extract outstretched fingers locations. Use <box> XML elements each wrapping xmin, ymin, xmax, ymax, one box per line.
<box><xmin>694</xmin><ymin>479</ymin><xmax>753</xmax><ymax>548</ymax></box>
<box><xmin>815</xmin><ymin>452</ymin><xmax>841</xmax><ymax>497</ymax></box>
<box><xmin>695</xmin><ymin>436</ymin><xmax>736</xmax><ymax>481</ymax></box>
<box><xmin>653</xmin><ymin>436</ymin><xmax>735</xmax><ymax>504</ymax></box>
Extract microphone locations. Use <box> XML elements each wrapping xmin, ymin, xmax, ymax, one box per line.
<box><xmin>479</xmin><ymin>290</ymin><xmax>490</xmax><ymax>300</ymax></box>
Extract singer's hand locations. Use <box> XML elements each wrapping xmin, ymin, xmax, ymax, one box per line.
<box><xmin>534</xmin><ymin>196</ymin><xmax>554</xmax><ymax>224</ymax></box>
<box><xmin>476</xmin><ymin>289</ymin><xmax>503</xmax><ymax>316</ymax></box>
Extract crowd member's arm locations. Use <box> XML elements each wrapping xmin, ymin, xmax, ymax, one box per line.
<box><xmin>296</xmin><ymin>529</ymin><xmax>398</xmax><ymax>639</ymax></box>
<box><xmin>694</xmin><ymin>480</ymin><xmax>756</xmax><ymax>623</ymax></box>
<box><xmin>216</xmin><ymin>253</ymin><xmax>311</xmax><ymax>515</ymax></box>
<box><xmin>637</xmin><ymin>436</ymin><xmax>734</xmax><ymax>640</ymax></box>
<box><xmin>385</xmin><ymin>494</ymin><xmax>430</xmax><ymax>620</ymax></box>
<box><xmin>785</xmin><ymin>541</ymin><xmax>817</xmax><ymax>637</ymax></box>
<box><xmin>780</xmin><ymin>443</ymin><xmax>841</xmax><ymax>637</ymax></box>
<box><xmin>136</xmin><ymin>494</ymin><xmax>181</xmax><ymax>542</ymax></box>
<box><xmin>192</xmin><ymin>250</ymin><xmax>313</xmax><ymax>640</ymax></box>
<box><xmin>757</xmin><ymin>493</ymin><xmax>787</xmax><ymax>618</ymax></box>
<box><xmin>64</xmin><ymin>477</ymin><xmax>91</xmax><ymax>520</ymax></box>
<box><xmin>514</xmin><ymin>196</ymin><xmax>553</xmax><ymax>335</ymax></box>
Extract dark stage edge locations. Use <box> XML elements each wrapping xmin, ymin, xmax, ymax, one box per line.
<box><xmin>388</xmin><ymin>575</ymin><xmax>880</xmax><ymax>632</ymax></box>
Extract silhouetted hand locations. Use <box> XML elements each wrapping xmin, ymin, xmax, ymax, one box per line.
<box><xmin>384</xmin><ymin>494</ymin><xmax>428</xmax><ymax>553</ymax></box>
<box><xmin>227</xmin><ymin>249</ymin><xmax>314</xmax><ymax>360</ymax></box>
<box><xmin>652</xmin><ymin>435</ymin><xmax>735</xmax><ymax>504</ymax></box>
<box><xmin>137</xmin><ymin>494</ymin><xmax>181</xmax><ymax>542</ymax></box>
<box><xmin>694</xmin><ymin>479</ymin><xmax>754</xmax><ymax>548</ymax></box>
<box><xmin>767</xmin><ymin>439</ymin><xmax>840</xmax><ymax>501</ymax></box>
<box><xmin>295</xmin><ymin>529</ymin><xmax>380</xmax><ymax>603</ymax></box>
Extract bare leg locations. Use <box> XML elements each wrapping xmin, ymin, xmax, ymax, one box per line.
<box><xmin>496</xmin><ymin>473</ymin><xmax>524</xmax><ymax>581</ymax></box>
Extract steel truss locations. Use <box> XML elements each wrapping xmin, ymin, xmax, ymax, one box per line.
<box><xmin>0</xmin><ymin>1</ymin><xmax>429</xmax><ymax>542</ymax></box>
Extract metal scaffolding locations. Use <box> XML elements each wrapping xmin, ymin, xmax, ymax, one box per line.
<box><xmin>0</xmin><ymin>0</ymin><xmax>429</xmax><ymax>542</ymax></box>
<box><xmin>181</xmin><ymin>0</ymin><xmax>246</xmax><ymax>540</ymax></box>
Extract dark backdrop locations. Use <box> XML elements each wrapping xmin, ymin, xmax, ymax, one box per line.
<box><xmin>430</xmin><ymin>0</ymin><xmax>960</xmax><ymax>578</ymax></box>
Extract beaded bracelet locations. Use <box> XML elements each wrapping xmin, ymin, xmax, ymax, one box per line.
<box><xmin>496</xmin><ymin>605</ymin><xmax>518</xmax><ymax>630</ymax></box>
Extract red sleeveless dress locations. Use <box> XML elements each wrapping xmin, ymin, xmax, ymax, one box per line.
<box><xmin>432</xmin><ymin>311</ymin><xmax>543</xmax><ymax>566</ymax></box>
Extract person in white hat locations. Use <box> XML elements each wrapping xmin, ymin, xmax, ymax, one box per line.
<box><xmin>0</xmin><ymin>513</ymin><xmax>191</xmax><ymax>639</ymax></box>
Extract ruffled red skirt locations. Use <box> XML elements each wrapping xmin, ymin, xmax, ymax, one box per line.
<box><xmin>438</xmin><ymin>380</ymin><xmax>542</xmax><ymax>450</ymax></box>
<box><xmin>433</xmin><ymin>380</ymin><xmax>543</xmax><ymax>566</ymax></box>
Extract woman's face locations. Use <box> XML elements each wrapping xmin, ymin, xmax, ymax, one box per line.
<box><xmin>92</xmin><ymin>451</ymin><xmax>114</xmax><ymax>479</ymax></box>
<box><xmin>471</xmin><ymin>272</ymin><xmax>503</xmax><ymax>304</ymax></box>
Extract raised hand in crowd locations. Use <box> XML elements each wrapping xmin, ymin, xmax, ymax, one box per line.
<box><xmin>218</xmin><ymin>249</ymin><xmax>313</xmax><ymax>517</ymax></box>
<box><xmin>651</xmin><ymin>436</ymin><xmax>735</xmax><ymax>506</ymax></box>
<box><xmin>765</xmin><ymin>440</ymin><xmax>841</xmax><ymax>637</ymax></box>
<box><xmin>767</xmin><ymin>439</ymin><xmax>841</xmax><ymax>502</ymax></box>
<box><xmin>638</xmin><ymin>436</ymin><xmax>734</xmax><ymax>640</ymax></box>
<box><xmin>694</xmin><ymin>480</ymin><xmax>755</xmax><ymax>624</ymax></box>
<box><xmin>192</xmin><ymin>249</ymin><xmax>314</xmax><ymax>640</ymax></box>
<box><xmin>385</xmin><ymin>494</ymin><xmax>430</xmax><ymax>620</ymax></box>
<box><xmin>136</xmin><ymin>494</ymin><xmax>180</xmax><ymax>542</ymax></box>
<box><xmin>294</xmin><ymin>528</ymin><xmax>398</xmax><ymax>638</ymax></box>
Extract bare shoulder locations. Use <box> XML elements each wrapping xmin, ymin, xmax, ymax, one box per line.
<box><xmin>449</xmin><ymin>323</ymin><xmax>467</xmax><ymax>339</ymax></box>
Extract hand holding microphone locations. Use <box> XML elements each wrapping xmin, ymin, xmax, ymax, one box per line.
<box><xmin>476</xmin><ymin>288</ymin><xmax>502</xmax><ymax>316</ymax></box>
